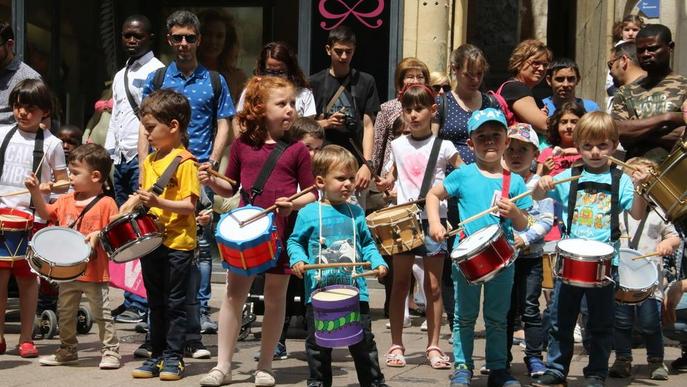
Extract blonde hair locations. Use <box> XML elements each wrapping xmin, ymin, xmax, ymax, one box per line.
<box><xmin>312</xmin><ymin>145</ymin><xmax>358</xmax><ymax>178</ymax></box>
<box><xmin>508</xmin><ymin>39</ymin><xmax>552</xmax><ymax>75</ymax></box>
<box><xmin>624</xmin><ymin>157</ymin><xmax>658</xmax><ymax>175</ymax></box>
<box><xmin>429</xmin><ymin>71</ymin><xmax>449</xmax><ymax>87</ymax></box>
<box><xmin>573</xmin><ymin>111</ymin><xmax>619</xmax><ymax>146</ymax></box>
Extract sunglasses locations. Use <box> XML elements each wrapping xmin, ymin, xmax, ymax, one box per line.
<box><xmin>607</xmin><ymin>56</ymin><xmax>622</xmax><ymax>70</ymax></box>
<box><xmin>264</xmin><ymin>69</ymin><xmax>287</xmax><ymax>77</ymax></box>
<box><xmin>432</xmin><ymin>84</ymin><xmax>451</xmax><ymax>93</ymax></box>
<box><xmin>169</xmin><ymin>34</ymin><xmax>197</xmax><ymax>44</ymax></box>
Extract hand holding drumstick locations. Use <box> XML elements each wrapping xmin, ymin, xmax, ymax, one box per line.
<box><xmin>239</xmin><ymin>185</ymin><xmax>318</xmax><ymax>227</ymax></box>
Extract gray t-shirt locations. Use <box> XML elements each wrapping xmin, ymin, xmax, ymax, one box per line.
<box><xmin>0</xmin><ymin>57</ymin><xmax>41</xmax><ymax>125</ymax></box>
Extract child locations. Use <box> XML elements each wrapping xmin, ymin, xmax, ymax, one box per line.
<box><xmin>0</xmin><ymin>78</ymin><xmax>69</xmax><ymax>358</ymax></box>
<box><xmin>199</xmin><ymin>76</ymin><xmax>316</xmax><ymax>387</ymax></box>
<box><xmin>25</xmin><ymin>143</ymin><xmax>120</xmax><ymax>369</ymax></box>
<box><xmin>536</xmin><ymin>101</ymin><xmax>585</xmax><ymax>177</ymax></box>
<box><xmin>532</xmin><ymin>111</ymin><xmax>649</xmax><ymax>387</ymax></box>
<box><xmin>609</xmin><ymin>157</ymin><xmax>679</xmax><ymax>381</ymax></box>
<box><xmin>55</xmin><ymin>124</ymin><xmax>84</xmax><ymax>161</ymax></box>
<box><xmin>288</xmin><ymin>144</ymin><xmax>389</xmax><ymax>387</ymax></box>
<box><xmin>426</xmin><ymin>107</ymin><xmax>532</xmax><ymax>387</ymax></box>
<box><xmin>129</xmin><ymin>89</ymin><xmax>200</xmax><ymax>381</ymax></box>
<box><xmin>292</xmin><ymin>116</ymin><xmax>325</xmax><ymax>158</ymax></box>
<box><xmin>502</xmin><ymin>123</ymin><xmax>553</xmax><ymax>378</ymax></box>
<box><xmin>376</xmin><ymin>84</ymin><xmax>460</xmax><ymax>369</ymax></box>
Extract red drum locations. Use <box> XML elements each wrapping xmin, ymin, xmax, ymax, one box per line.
<box><xmin>450</xmin><ymin>224</ymin><xmax>515</xmax><ymax>284</ymax></box>
<box><xmin>555</xmin><ymin>239</ymin><xmax>614</xmax><ymax>288</ymax></box>
<box><xmin>101</xmin><ymin>211</ymin><xmax>164</xmax><ymax>263</ymax></box>
<box><xmin>0</xmin><ymin>208</ymin><xmax>33</xmax><ymax>261</ymax></box>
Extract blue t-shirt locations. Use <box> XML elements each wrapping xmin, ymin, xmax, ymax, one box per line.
<box><xmin>549</xmin><ymin>168</ymin><xmax>635</xmax><ymax>264</ymax></box>
<box><xmin>142</xmin><ymin>62</ymin><xmax>235</xmax><ymax>162</ymax></box>
<box><xmin>443</xmin><ymin>163</ymin><xmax>532</xmax><ymax>242</ymax></box>
<box><xmin>542</xmin><ymin>97</ymin><xmax>599</xmax><ymax>117</ymax></box>
<box><xmin>287</xmin><ymin>201</ymin><xmax>387</xmax><ymax>304</ymax></box>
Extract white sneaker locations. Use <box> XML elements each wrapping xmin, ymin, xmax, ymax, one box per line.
<box><xmin>99</xmin><ymin>352</ymin><xmax>121</xmax><ymax>369</ymax></box>
<box><xmin>255</xmin><ymin>369</ymin><xmax>276</xmax><ymax>386</ymax></box>
<box><xmin>573</xmin><ymin>323</ymin><xmax>583</xmax><ymax>343</ymax></box>
<box><xmin>420</xmin><ymin>320</ymin><xmax>428</xmax><ymax>331</ymax></box>
<box><xmin>385</xmin><ymin>318</ymin><xmax>411</xmax><ymax>329</ymax></box>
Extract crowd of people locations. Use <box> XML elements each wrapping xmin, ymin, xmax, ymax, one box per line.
<box><xmin>0</xmin><ymin>8</ymin><xmax>687</xmax><ymax>387</ymax></box>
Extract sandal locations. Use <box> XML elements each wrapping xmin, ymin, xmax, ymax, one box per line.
<box><xmin>426</xmin><ymin>346</ymin><xmax>451</xmax><ymax>369</ymax></box>
<box><xmin>200</xmin><ymin>367</ymin><xmax>232</xmax><ymax>386</ymax></box>
<box><xmin>385</xmin><ymin>344</ymin><xmax>406</xmax><ymax>367</ymax></box>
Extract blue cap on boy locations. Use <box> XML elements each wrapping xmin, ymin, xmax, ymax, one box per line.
<box><xmin>467</xmin><ymin>108</ymin><xmax>508</xmax><ymax>134</ymax></box>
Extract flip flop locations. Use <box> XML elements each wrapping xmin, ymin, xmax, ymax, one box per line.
<box><xmin>385</xmin><ymin>344</ymin><xmax>406</xmax><ymax>367</ymax></box>
<box><xmin>426</xmin><ymin>346</ymin><xmax>451</xmax><ymax>369</ymax></box>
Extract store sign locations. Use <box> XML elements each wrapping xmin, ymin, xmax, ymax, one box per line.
<box><xmin>638</xmin><ymin>0</ymin><xmax>660</xmax><ymax>18</ymax></box>
<box><xmin>318</xmin><ymin>0</ymin><xmax>385</xmax><ymax>30</ymax></box>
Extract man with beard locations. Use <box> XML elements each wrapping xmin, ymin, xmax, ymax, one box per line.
<box><xmin>0</xmin><ymin>21</ymin><xmax>40</xmax><ymax>126</ymax></box>
<box><xmin>542</xmin><ymin>58</ymin><xmax>599</xmax><ymax>116</ymax></box>
<box><xmin>611</xmin><ymin>24</ymin><xmax>687</xmax><ymax>162</ymax></box>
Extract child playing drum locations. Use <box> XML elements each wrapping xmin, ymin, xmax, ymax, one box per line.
<box><xmin>375</xmin><ymin>84</ymin><xmax>461</xmax><ymax>369</ymax></box>
<box><xmin>198</xmin><ymin>76</ymin><xmax>316</xmax><ymax>387</ymax></box>
<box><xmin>426</xmin><ymin>108</ymin><xmax>532</xmax><ymax>387</ymax></box>
<box><xmin>609</xmin><ymin>157</ymin><xmax>680</xmax><ymax>380</ymax></box>
<box><xmin>532</xmin><ymin>112</ymin><xmax>649</xmax><ymax>387</ymax></box>
<box><xmin>0</xmin><ymin>79</ymin><xmax>69</xmax><ymax>358</ymax></box>
<box><xmin>25</xmin><ymin>143</ymin><xmax>121</xmax><ymax>369</ymax></box>
<box><xmin>288</xmin><ymin>144</ymin><xmax>389</xmax><ymax>387</ymax></box>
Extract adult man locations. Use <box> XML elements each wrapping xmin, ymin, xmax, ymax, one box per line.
<box><xmin>608</xmin><ymin>42</ymin><xmax>647</xmax><ymax>88</ymax></box>
<box><xmin>0</xmin><ymin>21</ymin><xmax>40</xmax><ymax>125</ymax></box>
<box><xmin>309</xmin><ymin>25</ymin><xmax>379</xmax><ymax>206</ymax></box>
<box><xmin>611</xmin><ymin>24</ymin><xmax>687</xmax><ymax>161</ymax></box>
<box><xmin>107</xmin><ymin>15</ymin><xmax>163</xmax><ymax>331</ymax></box>
<box><xmin>140</xmin><ymin>9</ymin><xmax>234</xmax><ymax>362</ymax></box>
<box><xmin>542</xmin><ymin>57</ymin><xmax>599</xmax><ymax>116</ymax></box>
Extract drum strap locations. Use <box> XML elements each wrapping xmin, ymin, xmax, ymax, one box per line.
<box><xmin>150</xmin><ymin>156</ymin><xmax>184</xmax><ymax>195</ymax></box>
<box><xmin>566</xmin><ymin>165</ymin><xmax>622</xmax><ymax>241</ymax></box>
<box><xmin>241</xmin><ymin>140</ymin><xmax>289</xmax><ymax>205</ymax></box>
<box><xmin>418</xmin><ymin>137</ymin><xmax>443</xmax><ymax>204</ymax></box>
<box><xmin>623</xmin><ymin>211</ymin><xmax>648</xmax><ymax>250</ymax></box>
<box><xmin>0</xmin><ymin>126</ymin><xmax>44</xmax><ymax>210</ymax></box>
<box><xmin>68</xmin><ymin>193</ymin><xmax>105</xmax><ymax>229</ymax></box>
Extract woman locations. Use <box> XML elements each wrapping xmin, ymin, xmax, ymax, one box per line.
<box><xmin>429</xmin><ymin>72</ymin><xmax>451</xmax><ymax>95</ymax></box>
<box><xmin>500</xmin><ymin>39</ymin><xmax>552</xmax><ymax>141</ymax></box>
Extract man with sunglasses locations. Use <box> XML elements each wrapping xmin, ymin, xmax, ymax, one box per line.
<box><xmin>611</xmin><ymin>24</ymin><xmax>687</xmax><ymax>162</ymax></box>
<box><xmin>0</xmin><ymin>21</ymin><xmax>41</xmax><ymax>126</ymax></box>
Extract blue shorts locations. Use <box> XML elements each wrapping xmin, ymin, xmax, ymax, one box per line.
<box><xmin>406</xmin><ymin>219</ymin><xmax>447</xmax><ymax>257</ymax></box>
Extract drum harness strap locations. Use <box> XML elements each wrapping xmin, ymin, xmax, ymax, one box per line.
<box><xmin>623</xmin><ymin>212</ymin><xmax>648</xmax><ymax>250</ymax></box>
<box><xmin>0</xmin><ymin>125</ymin><xmax>44</xmax><ymax>212</ymax></box>
<box><xmin>240</xmin><ymin>140</ymin><xmax>289</xmax><ymax>205</ymax></box>
<box><xmin>565</xmin><ymin>165</ymin><xmax>622</xmax><ymax>242</ymax></box>
<box><xmin>149</xmin><ymin>154</ymin><xmax>187</xmax><ymax>198</ymax></box>
<box><xmin>68</xmin><ymin>193</ymin><xmax>105</xmax><ymax>230</ymax></box>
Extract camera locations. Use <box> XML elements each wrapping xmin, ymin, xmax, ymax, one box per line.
<box><xmin>326</xmin><ymin>106</ymin><xmax>358</xmax><ymax>134</ymax></box>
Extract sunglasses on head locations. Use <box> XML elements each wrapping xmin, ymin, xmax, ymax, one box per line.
<box><xmin>432</xmin><ymin>84</ymin><xmax>451</xmax><ymax>93</ymax></box>
<box><xmin>169</xmin><ymin>34</ymin><xmax>197</xmax><ymax>44</ymax></box>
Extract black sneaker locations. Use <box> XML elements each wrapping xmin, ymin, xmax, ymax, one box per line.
<box><xmin>532</xmin><ymin>371</ymin><xmax>567</xmax><ymax>387</ymax></box>
<box><xmin>132</xmin><ymin>357</ymin><xmax>162</xmax><ymax>378</ymax></box>
<box><xmin>133</xmin><ymin>342</ymin><xmax>152</xmax><ymax>359</ymax></box>
<box><xmin>134</xmin><ymin>321</ymin><xmax>148</xmax><ymax>334</ymax></box>
<box><xmin>159</xmin><ymin>358</ymin><xmax>185</xmax><ymax>381</ymax></box>
<box><xmin>185</xmin><ymin>341</ymin><xmax>211</xmax><ymax>359</ymax></box>
<box><xmin>671</xmin><ymin>355</ymin><xmax>687</xmax><ymax>373</ymax></box>
<box><xmin>487</xmin><ymin>369</ymin><xmax>521</xmax><ymax>387</ymax></box>
<box><xmin>583</xmin><ymin>376</ymin><xmax>604</xmax><ymax>387</ymax></box>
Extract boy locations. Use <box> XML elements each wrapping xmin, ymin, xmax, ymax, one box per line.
<box><xmin>542</xmin><ymin>58</ymin><xmax>599</xmax><ymax>117</ymax></box>
<box><xmin>55</xmin><ymin>124</ymin><xmax>83</xmax><ymax>161</ymax></box>
<box><xmin>26</xmin><ymin>143</ymin><xmax>120</xmax><ymax>369</ymax></box>
<box><xmin>293</xmin><ymin>117</ymin><xmax>324</xmax><ymax>159</ymax></box>
<box><xmin>532</xmin><ymin>111</ymin><xmax>648</xmax><ymax>387</ymax></box>
<box><xmin>130</xmin><ymin>89</ymin><xmax>200</xmax><ymax>381</ymax></box>
<box><xmin>609</xmin><ymin>157</ymin><xmax>679</xmax><ymax>381</ymax></box>
<box><xmin>502</xmin><ymin>123</ymin><xmax>553</xmax><ymax>378</ymax></box>
<box><xmin>426</xmin><ymin>108</ymin><xmax>532</xmax><ymax>387</ymax></box>
<box><xmin>288</xmin><ymin>145</ymin><xmax>388</xmax><ymax>387</ymax></box>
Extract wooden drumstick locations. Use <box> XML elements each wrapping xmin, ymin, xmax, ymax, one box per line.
<box><xmin>351</xmin><ymin>270</ymin><xmax>378</xmax><ymax>279</ymax></box>
<box><xmin>239</xmin><ymin>185</ymin><xmax>317</xmax><ymax>227</ymax></box>
<box><xmin>1</xmin><ymin>180</ymin><xmax>71</xmax><ymax>197</ymax></box>
<box><xmin>606</xmin><ymin>155</ymin><xmax>638</xmax><ymax>172</ymax></box>
<box><xmin>632</xmin><ymin>251</ymin><xmax>661</xmax><ymax>260</ymax></box>
<box><xmin>445</xmin><ymin>175</ymin><xmax>581</xmax><ymax>238</ymax></box>
<box><xmin>195</xmin><ymin>162</ymin><xmax>237</xmax><ymax>186</ymax></box>
<box><xmin>302</xmin><ymin>261</ymin><xmax>371</xmax><ymax>270</ymax></box>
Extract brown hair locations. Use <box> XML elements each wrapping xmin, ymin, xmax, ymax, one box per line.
<box><xmin>292</xmin><ymin>117</ymin><xmax>324</xmax><ymax>141</ymax></box>
<box><xmin>68</xmin><ymin>143</ymin><xmax>112</xmax><ymax>183</ymax></box>
<box><xmin>451</xmin><ymin>43</ymin><xmax>489</xmax><ymax>77</ymax></box>
<box><xmin>312</xmin><ymin>144</ymin><xmax>358</xmax><ymax>178</ymax></box>
<box><xmin>139</xmin><ymin>89</ymin><xmax>191</xmax><ymax>146</ymax></box>
<box><xmin>612</xmin><ymin>14</ymin><xmax>645</xmax><ymax>42</ymax></box>
<box><xmin>547</xmin><ymin>101</ymin><xmax>586</xmax><ymax>146</ymax></box>
<box><xmin>237</xmin><ymin>76</ymin><xmax>295</xmax><ymax>147</ymax></box>
<box><xmin>255</xmin><ymin>41</ymin><xmax>308</xmax><ymax>89</ymax></box>
<box><xmin>573</xmin><ymin>111</ymin><xmax>619</xmax><ymax>146</ymax></box>
<box><xmin>398</xmin><ymin>83</ymin><xmax>435</xmax><ymax>110</ymax></box>
<box><xmin>508</xmin><ymin>39</ymin><xmax>552</xmax><ymax>75</ymax></box>
<box><xmin>394</xmin><ymin>57</ymin><xmax>430</xmax><ymax>92</ymax></box>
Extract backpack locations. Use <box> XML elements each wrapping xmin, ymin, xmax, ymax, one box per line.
<box><xmin>487</xmin><ymin>80</ymin><xmax>519</xmax><ymax>126</ymax></box>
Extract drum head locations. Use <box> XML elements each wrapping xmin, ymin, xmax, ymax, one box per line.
<box><xmin>451</xmin><ymin>224</ymin><xmax>500</xmax><ymax>259</ymax></box>
<box><xmin>217</xmin><ymin>206</ymin><xmax>272</xmax><ymax>243</ymax></box>
<box><xmin>312</xmin><ymin>286</ymin><xmax>359</xmax><ymax>301</ymax></box>
<box><xmin>618</xmin><ymin>248</ymin><xmax>658</xmax><ymax>289</ymax></box>
<box><xmin>367</xmin><ymin>204</ymin><xmax>417</xmax><ymax>223</ymax></box>
<box><xmin>111</xmin><ymin>235</ymin><xmax>163</xmax><ymax>263</ymax></box>
<box><xmin>31</xmin><ymin>227</ymin><xmax>91</xmax><ymax>265</ymax></box>
<box><xmin>557</xmin><ymin>238</ymin><xmax>614</xmax><ymax>260</ymax></box>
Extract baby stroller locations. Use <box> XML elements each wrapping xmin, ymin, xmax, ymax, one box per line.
<box><xmin>241</xmin><ymin>275</ymin><xmax>306</xmax><ymax>341</ymax></box>
<box><xmin>33</xmin><ymin>277</ymin><xmax>94</xmax><ymax>340</ymax></box>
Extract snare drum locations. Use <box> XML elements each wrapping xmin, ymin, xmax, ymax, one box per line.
<box><xmin>0</xmin><ymin>208</ymin><xmax>33</xmax><ymax>261</ymax></box>
<box><xmin>101</xmin><ymin>211</ymin><xmax>164</xmax><ymax>263</ymax></box>
<box><xmin>541</xmin><ymin>241</ymin><xmax>558</xmax><ymax>290</ymax></box>
<box><xmin>311</xmin><ymin>285</ymin><xmax>363</xmax><ymax>348</ymax></box>
<box><xmin>636</xmin><ymin>143</ymin><xmax>687</xmax><ymax>222</ymax></box>
<box><xmin>366</xmin><ymin>203</ymin><xmax>424</xmax><ymax>255</ymax></box>
<box><xmin>216</xmin><ymin>205</ymin><xmax>279</xmax><ymax>276</ymax></box>
<box><xmin>27</xmin><ymin>227</ymin><xmax>91</xmax><ymax>282</ymax></box>
<box><xmin>615</xmin><ymin>248</ymin><xmax>658</xmax><ymax>304</ymax></box>
<box><xmin>450</xmin><ymin>224</ymin><xmax>516</xmax><ymax>284</ymax></box>
<box><xmin>555</xmin><ymin>239</ymin><xmax>614</xmax><ymax>287</ymax></box>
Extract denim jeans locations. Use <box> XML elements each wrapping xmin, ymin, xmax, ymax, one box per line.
<box><xmin>663</xmin><ymin>293</ymin><xmax>687</xmax><ymax>352</ymax></box>
<box><xmin>452</xmin><ymin>262</ymin><xmax>514</xmax><ymax>370</ymax></box>
<box><xmin>507</xmin><ymin>257</ymin><xmax>544</xmax><ymax>362</ymax></box>
<box><xmin>140</xmin><ymin>245</ymin><xmax>193</xmax><ymax>360</ymax></box>
<box><xmin>614</xmin><ymin>298</ymin><xmax>663</xmax><ymax>361</ymax></box>
<box><xmin>197</xmin><ymin>186</ymin><xmax>215</xmax><ymax>314</ymax></box>
<box><xmin>546</xmin><ymin>278</ymin><xmax>615</xmax><ymax>379</ymax></box>
<box><xmin>442</xmin><ymin>258</ymin><xmax>455</xmax><ymax>331</ymax></box>
<box><xmin>185</xmin><ymin>260</ymin><xmax>202</xmax><ymax>344</ymax></box>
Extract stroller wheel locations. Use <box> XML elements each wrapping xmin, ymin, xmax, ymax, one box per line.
<box><xmin>40</xmin><ymin>310</ymin><xmax>58</xmax><ymax>339</ymax></box>
<box><xmin>76</xmin><ymin>306</ymin><xmax>93</xmax><ymax>334</ymax></box>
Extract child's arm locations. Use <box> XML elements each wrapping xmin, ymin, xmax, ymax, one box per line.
<box><xmin>532</xmin><ymin>175</ymin><xmax>555</xmax><ymax>200</ymax></box>
<box><xmin>198</xmin><ymin>163</ymin><xmax>235</xmax><ymax>197</ymax></box>
<box><xmin>448</xmin><ymin>153</ymin><xmax>464</xmax><ymax>168</ymax></box>
<box><xmin>497</xmin><ymin>198</ymin><xmax>529</xmax><ymax>231</ymax></box>
<box><xmin>275</xmin><ymin>192</ymin><xmax>317</xmax><ymax>217</ymax></box>
<box><xmin>136</xmin><ymin>189</ymin><xmax>197</xmax><ymax>215</ymax></box>
<box><xmin>287</xmin><ymin>212</ymin><xmax>312</xmax><ymax>279</ymax></box>
<box><xmin>24</xmin><ymin>173</ymin><xmax>51</xmax><ymax>220</ymax></box>
<box><xmin>656</xmin><ymin>235</ymin><xmax>681</xmax><ymax>257</ymax></box>
<box><xmin>45</xmin><ymin>168</ymin><xmax>70</xmax><ymax>195</ymax></box>
<box><xmin>358</xmin><ymin>214</ymin><xmax>388</xmax><ymax>278</ymax></box>
<box><xmin>517</xmin><ymin>198</ymin><xmax>554</xmax><ymax>247</ymax></box>
<box><xmin>629</xmin><ymin>168</ymin><xmax>651</xmax><ymax>220</ymax></box>
<box><xmin>426</xmin><ymin>182</ymin><xmax>449</xmax><ymax>242</ymax></box>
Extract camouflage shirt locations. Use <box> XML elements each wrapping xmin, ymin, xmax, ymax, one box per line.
<box><xmin>611</xmin><ymin>73</ymin><xmax>687</xmax><ymax>160</ymax></box>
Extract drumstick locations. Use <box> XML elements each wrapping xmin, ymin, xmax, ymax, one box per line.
<box><xmin>606</xmin><ymin>155</ymin><xmax>638</xmax><ymax>172</ymax></box>
<box><xmin>194</xmin><ymin>163</ymin><xmax>237</xmax><ymax>186</ymax></box>
<box><xmin>33</xmin><ymin>154</ymin><xmax>46</xmax><ymax>175</ymax></box>
<box><xmin>351</xmin><ymin>270</ymin><xmax>378</xmax><ymax>279</ymax></box>
<box><xmin>0</xmin><ymin>180</ymin><xmax>71</xmax><ymax>197</ymax></box>
<box><xmin>632</xmin><ymin>251</ymin><xmax>661</xmax><ymax>260</ymax></box>
<box><xmin>302</xmin><ymin>262</ymin><xmax>371</xmax><ymax>270</ymax></box>
<box><xmin>446</xmin><ymin>175</ymin><xmax>581</xmax><ymax>238</ymax></box>
<box><xmin>239</xmin><ymin>185</ymin><xmax>318</xmax><ymax>227</ymax></box>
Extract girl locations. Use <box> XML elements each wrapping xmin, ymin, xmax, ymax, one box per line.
<box><xmin>537</xmin><ymin>101</ymin><xmax>586</xmax><ymax>177</ymax></box>
<box><xmin>612</xmin><ymin>14</ymin><xmax>645</xmax><ymax>44</ymax></box>
<box><xmin>0</xmin><ymin>79</ymin><xmax>69</xmax><ymax>358</ymax></box>
<box><xmin>377</xmin><ymin>84</ymin><xmax>461</xmax><ymax>369</ymax></box>
<box><xmin>199</xmin><ymin>76</ymin><xmax>316</xmax><ymax>387</ymax></box>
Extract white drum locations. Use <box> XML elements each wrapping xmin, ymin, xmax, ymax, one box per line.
<box><xmin>555</xmin><ymin>239</ymin><xmax>615</xmax><ymax>287</ymax></box>
<box><xmin>616</xmin><ymin>248</ymin><xmax>659</xmax><ymax>304</ymax></box>
<box><xmin>27</xmin><ymin>227</ymin><xmax>91</xmax><ymax>282</ymax></box>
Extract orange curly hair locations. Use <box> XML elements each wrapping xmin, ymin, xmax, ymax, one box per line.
<box><xmin>237</xmin><ymin>76</ymin><xmax>295</xmax><ymax>147</ymax></box>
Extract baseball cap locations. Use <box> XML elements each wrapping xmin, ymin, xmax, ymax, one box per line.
<box><xmin>507</xmin><ymin>123</ymin><xmax>540</xmax><ymax>148</ymax></box>
<box><xmin>467</xmin><ymin>108</ymin><xmax>508</xmax><ymax>135</ymax></box>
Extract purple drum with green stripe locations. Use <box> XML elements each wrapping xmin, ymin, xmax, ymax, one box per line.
<box><xmin>311</xmin><ymin>285</ymin><xmax>363</xmax><ymax>348</ymax></box>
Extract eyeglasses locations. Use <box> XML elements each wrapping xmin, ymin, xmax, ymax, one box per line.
<box><xmin>264</xmin><ymin>69</ymin><xmax>287</xmax><ymax>77</ymax></box>
<box><xmin>169</xmin><ymin>34</ymin><xmax>197</xmax><ymax>44</ymax></box>
<box><xmin>607</xmin><ymin>56</ymin><xmax>622</xmax><ymax>70</ymax></box>
<box><xmin>528</xmin><ymin>60</ymin><xmax>549</xmax><ymax>69</ymax></box>
<box><xmin>432</xmin><ymin>84</ymin><xmax>451</xmax><ymax>93</ymax></box>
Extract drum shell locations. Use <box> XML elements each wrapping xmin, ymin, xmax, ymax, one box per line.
<box><xmin>27</xmin><ymin>227</ymin><xmax>91</xmax><ymax>282</ymax></box>
<box><xmin>555</xmin><ymin>250</ymin><xmax>613</xmax><ymax>288</ymax></box>
<box><xmin>639</xmin><ymin>146</ymin><xmax>687</xmax><ymax>221</ymax></box>
<box><xmin>0</xmin><ymin>208</ymin><xmax>34</xmax><ymax>261</ymax></box>
<box><xmin>366</xmin><ymin>203</ymin><xmax>424</xmax><ymax>255</ymax></box>
<box><xmin>453</xmin><ymin>227</ymin><xmax>515</xmax><ymax>284</ymax></box>
<box><xmin>101</xmin><ymin>212</ymin><xmax>164</xmax><ymax>263</ymax></box>
<box><xmin>311</xmin><ymin>285</ymin><xmax>363</xmax><ymax>348</ymax></box>
<box><xmin>541</xmin><ymin>252</ymin><xmax>555</xmax><ymax>289</ymax></box>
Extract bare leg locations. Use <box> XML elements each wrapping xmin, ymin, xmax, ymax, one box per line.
<box><xmin>256</xmin><ymin>273</ymin><xmax>290</xmax><ymax>372</ymax></box>
<box><xmin>15</xmin><ymin>276</ymin><xmax>38</xmax><ymax>343</ymax></box>
<box><xmin>389</xmin><ymin>254</ymin><xmax>414</xmax><ymax>353</ymax></box>
<box><xmin>0</xmin><ymin>271</ymin><xmax>10</xmax><ymax>341</ymax></box>
<box><xmin>214</xmin><ymin>272</ymin><xmax>254</xmax><ymax>374</ymax></box>
<box><xmin>423</xmin><ymin>256</ymin><xmax>444</xmax><ymax>350</ymax></box>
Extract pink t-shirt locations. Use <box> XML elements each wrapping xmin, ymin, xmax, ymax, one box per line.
<box><xmin>537</xmin><ymin>146</ymin><xmax>582</xmax><ymax>177</ymax></box>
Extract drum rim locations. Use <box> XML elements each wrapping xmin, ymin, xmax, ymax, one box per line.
<box><xmin>311</xmin><ymin>284</ymin><xmax>360</xmax><ymax>301</ymax></box>
<box><xmin>217</xmin><ymin>206</ymin><xmax>273</xmax><ymax>244</ymax></box>
<box><xmin>109</xmin><ymin>233</ymin><xmax>164</xmax><ymax>263</ymax></box>
<box><xmin>103</xmin><ymin>211</ymin><xmax>155</xmax><ymax>232</ymax></box>
<box><xmin>451</xmin><ymin>224</ymin><xmax>502</xmax><ymax>259</ymax></box>
<box><xmin>0</xmin><ymin>207</ymin><xmax>33</xmax><ymax>230</ymax></box>
<box><xmin>558</xmin><ymin>277</ymin><xmax>613</xmax><ymax>288</ymax></box>
<box><xmin>617</xmin><ymin>248</ymin><xmax>659</xmax><ymax>288</ymax></box>
<box><xmin>30</xmin><ymin>226</ymin><xmax>91</xmax><ymax>265</ymax></box>
<box><xmin>556</xmin><ymin>238</ymin><xmax>615</xmax><ymax>260</ymax></box>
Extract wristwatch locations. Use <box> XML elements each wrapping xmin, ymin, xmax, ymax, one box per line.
<box><xmin>209</xmin><ymin>159</ymin><xmax>220</xmax><ymax>171</ymax></box>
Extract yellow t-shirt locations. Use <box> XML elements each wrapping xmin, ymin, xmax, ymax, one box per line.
<box><xmin>142</xmin><ymin>146</ymin><xmax>199</xmax><ymax>251</ymax></box>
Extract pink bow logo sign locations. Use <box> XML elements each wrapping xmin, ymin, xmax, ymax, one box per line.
<box><xmin>318</xmin><ymin>0</ymin><xmax>384</xmax><ymax>30</ymax></box>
